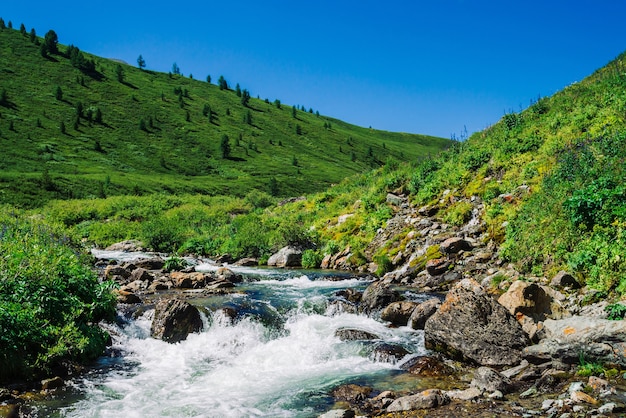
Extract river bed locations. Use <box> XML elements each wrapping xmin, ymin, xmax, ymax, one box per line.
<box><xmin>27</xmin><ymin>253</ymin><xmax>431</xmax><ymax>417</ymax></box>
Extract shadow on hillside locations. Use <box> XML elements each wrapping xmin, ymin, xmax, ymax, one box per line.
<box><xmin>121</xmin><ymin>81</ymin><xmax>138</xmax><ymax>90</ymax></box>
<box><xmin>226</xmin><ymin>156</ymin><xmax>247</xmax><ymax>162</ymax></box>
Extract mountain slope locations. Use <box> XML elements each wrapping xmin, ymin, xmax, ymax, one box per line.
<box><xmin>0</xmin><ymin>25</ymin><xmax>450</xmax><ymax>207</ymax></box>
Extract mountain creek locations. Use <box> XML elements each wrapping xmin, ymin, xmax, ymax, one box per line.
<box><xmin>4</xmin><ymin>194</ymin><xmax>626</xmax><ymax>417</ymax></box>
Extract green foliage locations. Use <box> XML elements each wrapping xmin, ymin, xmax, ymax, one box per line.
<box><xmin>441</xmin><ymin>200</ymin><xmax>473</xmax><ymax>226</ymax></box>
<box><xmin>374</xmin><ymin>254</ymin><xmax>393</xmax><ymax>276</ymax></box>
<box><xmin>0</xmin><ymin>210</ymin><xmax>116</xmax><ymax>383</ymax></box>
<box><xmin>302</xmin><ymin>249</ymin><xmax>322</xmax><ymax>269</ymax></box>
<box><xmin>605</xmin><ymin>303</ymin><xmax>626</xmax><ymax>320</ymax></box>
<box><xmin>141</xmin><ymin>217</ymin><xmax>185</xmax><ymax>252</ymax></box>
<box><xmin>163</xmin><ymin>255</ymin><xmax>189</xmax><ymax>272</ymax></box>
<box><xmin>576</xmin><ymin>353</ymin><xmax>605</xmax><ymax>377</ymax></box>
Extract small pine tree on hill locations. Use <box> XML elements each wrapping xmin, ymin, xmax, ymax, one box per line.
<box><xmin>137</xmin><ymin>54</ymin><xmax>146</xmax><ymax>70</ymax></box>
<box><xmin>220</xmin><ymin>134</ymin><xmax>231</xmax><ymax>159</ymax></box>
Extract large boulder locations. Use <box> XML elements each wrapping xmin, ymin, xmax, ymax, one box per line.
<box><xmin>381</xmin><ymin>301</ymin><xmax>419</xmax><ymax>326</ymax></box>
<box><xmin>360</xmin><ymin>281</ymin><xmax>401</xmax><ymax>312</ymax></box>
<box><xmin>424</xmin><ymin>279</ymin><xmax>530</xmax><ymax>367</ymax></box>
<box><xmin>267</xmin><ymin>246</ymin><xmax>302</xmax><ymax>267</ymax></box>
<box><xmin>523</xmin><ymin>316</ymin><xmax>626</xmax><ymax>366</ymax></box>
<box><xmin>151</xmin><ymin>299</ymin><xmax>203</xmax><ymax>343</ymax></box>
<box><xmin>104</xmin><ymin>240</ymin><xmax>144</xmax><ymax>252</ymax></box>
<box><xmin>498</xmin><ymin>280</ymin><xmax>569</xmax><ymax>321</ymax></box>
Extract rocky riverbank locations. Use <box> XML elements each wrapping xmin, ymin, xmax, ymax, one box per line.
<box><xmin>3</xmin><ymin>192</ymin><xmax>626</xmax><ymax>417</ymax></box>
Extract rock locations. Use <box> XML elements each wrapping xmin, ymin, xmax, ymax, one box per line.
<box><xmin>409</xmin><ymin>298</ymin><xmax>441</xmax><ymax>330</ymax></box>
<box><xmin>335</xmin><ymin>328</ymin><xmax>379</xmax><ymax>341</ymax></box>
<box><xmin>598</xmin><ymin>402</ymin><xmax>617</xmax><ymax>414</ymax></box>
<box><xmin>170</xmin><ymin>272</ymin><xmax>212</xmax><ymax>289</ymax></box>
<box><xmin>129</xmin><ymin>267</ymin><xmax>154</xmax><ymax>283</ymax></box>
<box><xmin>104</xmin><ymin>240</ymin><xmax>144</xmax><ymax>252</ymax></box>
<box><xmin>488</xmin><ymin>390</ymin><xmax>504</xmax><ymax>400</ymax></box>
<box><xmin>150</xmin><ymin>299</ymin><xmax>203</xmax><ymax>343</ymax></box>
<box><xmin>523</xmin><ymin>316</ymin><xmax>626</xmax><ymax>366</ymax></box>
<box><xmin>133</xmin><ymin>257</ymin><xmax>165</xmax><ymax>270</ymax></box>
<box><xmin>267</xmin><ymin>246</ymin><xmax>303</xmax><ymax>267</ymax></box>
<box><xmin>418</xmin><ymin>205</ymin><xmax>439</xmax><ymax>216</ymax></box>
<box><xmin>498</xmin><ymin>280</ymin><xmax>569</xmax><ymax>321</ymax></box>
<box><xmin>334</xmin><ymin>288</ymin><xmax>362</xmax><ymax>304</ymax></box>
<box><xmin>424</xmin><ymin>279</ymin><xmax>530</xmax><ymax>367</ymax></box>
<box><xmin>41</xmin><ymin>376</ymin><xmax>64</xmax><ymax>390</ymax></box>
<box><xmin>215</xmin><ymin>254</ymin><xmax>233</xmax><ymax>264</ymax></box>
<box><xmin>104</xmin><ymin>264</ymin><xmax>131</xmax><ymax>281</ymax></box>
<box><xmin>401</xmin><ymin>356</ymin><xmax>453</xmax><ymax>377</ymax></box>
<box><xmin>370</xmin><ymin>342</ymin><xmax>410</xmax><ymax>364</ymax></box>
<box><xmin>425</xmin><ymin>258</ymin><xmax>450</xmax><ymax>276</ymax></box>
<box><xmin>501</xmin><ymin>359</ymin><xmax>530</xmax><ymax>379</ymax></box>
<box><xmin>206</xmin><ymin>280</ymin><xmax>235</xmax><ymax>290</ymax></box>
<box><xmin>318</xmin><ymin>409</ymin><xmax>355</xmax><ymax>418</ymax></box>
<box><xmin>337</xmin><ymin>213</ymin><xmax>355</xmax><ymax>225</ymax></box>
<box><xmin>114</xmin><ymin>289</ymin><xmax>142</xmax><ymax>304</ymax></box>
<box><xmin>440</xmin><ymin>237</ymin><xmax>472</xmax><ymax>254</ymax></box>
<box><xmin>386</xmin><ymin>389</ymin><xmax>450</xmax><ymax>412</ymax></box>
<box><xmin>215</xmin><ymin>267</ymin><xmax>242</xmax><ymax>283</ymax></box>
<box><xmin>380</xmin><ymin>301</ymin><xmax>419</xmax><ymax>326</ymax></box>
<box><xmin>550</xmin><ymin>271</ymin><xmax>581</xmax><ymax>289</ymax></box>
<box><xmin>446</xmin><ymin>387</ymin><xmax>482</xmax><ymax>401</ymax></box>
<box><xmin>570</xmin><ymin>390</ymin><xmax>597</xmax><ymax>405</ymax></box>
<box><xmin>233</xmin><ymin>257</ymin><xmax>259</xmax><ymax>266</ymax></box>
<box><xmin>470</xmin><ymin>367</ymin><xmax>513</xmax><ymax>394</ymax></box>
<box><xmin>588</xmin><ymin>376</ymin><xmax>609</xmax><ymax>392</ymax></box>
<box><xmin>386</xmin><ymin>193</ymin><xmax>403</xmax><ymax>206</ymax></box>
<box><xmin>331</xmin><ymin>384</ymin><xmax>372</xmax><ymax>402</ymax></box>
<box><xmin>360</xmin><ymin>282</ymin><xmax>401</xmax><ymax>312</ymax></box>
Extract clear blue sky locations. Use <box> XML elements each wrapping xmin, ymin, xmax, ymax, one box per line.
<box><xmin>3</xmin><ymin>1</ymin><xmax>626</xmax><ymax>138</ymax></box>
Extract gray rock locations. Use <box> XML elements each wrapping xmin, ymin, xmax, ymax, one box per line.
<box><xmin>424</xmin><ymin>279</ymin><xmax>530</xmax><ymax>367</ymax></box>
<box><xmin>104</xmin><ymin>239</ymin><xmax>144</xmax><ymax>252</ymax></box>
<box><xmin>134</xmin><ymin>257</ymin><xmax>165</xmax><ymax>270</ymax></box>
<box><xmin>129</xmin><ymin>267</ymin><xmax>154</xmax><ymax>283</ymax></box>
<box><xmin>550</xmin><ymin>271</ymin><xmax>581</xmax><ymax>289</ymax></box>
<box><xmin>409</xmin><ymin>298</ymin><xmax>441</xmax><ymax>330</ymax></box>
<box><xmin>370</xmin><ymin>342</ymin><xmax>410</xmax><ymax>364</ymax></box>
<box><xmin>471</xmin><ymin>366</ymin><xmax>513</xmax><ymax>394</ymax></box>
<box><xmin>360</xmin><ymin>281</ymin><xmax>401</xmax><ymax>312</ymax></box>
<box><xmin>335</xmin><ymin>328</ymin><xmax>380</xmax><ymax>341</ymax></box>
<box><xmin>151</xmin><ymin>299</ymin><xmax>203</xmax><ymax>343</ymax></box>
<box><xmin>447</xmin><ymin>387</ymin><xmax>482</xmax><ymax>401</ymax></box>
<box><xmin>267</xmin><ymin>246</ymin><xmax>303</xmax><ymax>267</ymax></box>
<box><xmin>41</xmin><ymin>376</ymin><xmax>64</xmax><ymax>390</ymax></box>
<box><xmin>523</xmin><ymin>316</ymin><xmax>626</xmax><ymax>366</ymax></box>
<box><xmin>381</xmin><ymin>301</ymin><xmax>419</xmax><ymax>326</ymax></box>
<box><xmin>387</xmin><ymin>389</ymin><xmax>450</xmax><ymax>412</ymax></box>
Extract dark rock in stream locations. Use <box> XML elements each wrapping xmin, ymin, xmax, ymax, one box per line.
<box><xmin>408</xmin><ymin>297</ymin><xmax>441</xmax><ymax>330</ymax></box>
<box><xmin>424</xmin><ymin>278</ymin><xmax>530</xmax><ymax>367</ymax></box>
<box><xmin>335</xmin><ymin>328</ymin><xmax>380</xmax><ymax>341</ymax></box>
<box><xmin>380</xmin><ymin>301</ymin><xmax>419</xmax><ymax>326</ymax></box>
<box><xmin>401</xmin><ymin>356</ymin><xmax>453</xmax><ymax>377</ymax></box>
<box><xmin>360</xmin><ymin>281</ymin><xmax>401</xmax><ymax>312</ymax></box>
<box><xmin>151</xmin><ymin>299</ymin><xmax>203</xmax><ymax>343</ymax></box>
<box><xmin>369</xmin><ymin>342</ymin><xmax>410</xmax><ymax>364</ymax></box>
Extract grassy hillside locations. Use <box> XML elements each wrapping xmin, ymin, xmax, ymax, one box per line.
<box><xmin>0</xmin><ymin>24</ymin><xmax>450</xmax><ymax>208</ymax></box>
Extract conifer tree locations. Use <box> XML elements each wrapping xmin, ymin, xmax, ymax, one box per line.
<box><xmin>115</xmin><ymin>64</ymin><xmax>124</xmax><ymax>82</ymax></box>
<box><xmin>29</xmin><ymin>28</ymin><xmax>36</xmax><ymax>43</ymax></box>
<box><xmin>55</xmin><ymin>86</ymin><xmax>63</xmax><ymax>101</ymax></box>
<box><xmin>137</xmin><ymin>54</ymin><xmax>146</xmax><ymax>70</ymax></box>
<box><xmin>206</xmin><ymin>74</ymin><xmax>211</xmax><ymax>83</ymax></box>
<box><xmin>0</xmin><ymin>18</ymin><xmax>5</xmax><ymax>30</ymax></box>
<box><xmin>43</xmin><ymin>30</ymin><xmax>59</xmax><ymax>54</ymax></box>
<box><xmin>235</xmin><ymin>83</ymin><xmax>242</xmax><ymax>97</ymax></box>
<box><xmin>241</xmin><ymin>89</ymin><xmax>251</xmax><ymax>107</ymax></box>
<box><xmin>291</xmin><ymin>106</ymin><xmax>296</xmax><ymax>118</ymax></box>
<box><xmin>19</xmin><ymin>23</ymin><xmax>26</xmax><ymax>35</ymax></box>
<box><xmin>220</xmin><ymin>134</ymin><xmax>231</xmax><ymax>159</ymax></box>
<box><xmin>218</xmin><ymin>75</ymin><xmax>228</xmax><ymax>90</ymax></box>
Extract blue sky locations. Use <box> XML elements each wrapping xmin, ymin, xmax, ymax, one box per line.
<box><xmin>3</xmin><ymin>1</ymin><xmax>626</xmax><ymax>138</ymax></box>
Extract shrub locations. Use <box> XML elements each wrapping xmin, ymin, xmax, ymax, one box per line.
<box><xmin>163</xmin><ymin>255</ymin><xmax>189</xmax><ymax>272</ymax></box>
<box><xmin>605</xmin><ymin>303</ymin><xmax>626</xmax><ymax>320</ymax></box>
<box><xmin>301</xmin><ymin>249</ymin><xmax>322</xmax><ymax>269</ymax></box>
<box><xmin>141</xmin><ymin>217</ymin><xmax>185</xmax><ymax>252</ymax></box>
<box><xmin>0</xmin><ymin>211</ymin><xmax>116</xmax><ymax>383</ymax></box>
<box><xmin>442</xmin><ymin>200</ymin><xmax>473</xmax><ymax>226</ymax></box>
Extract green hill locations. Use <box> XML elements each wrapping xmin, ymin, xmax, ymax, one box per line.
<box><xmin>0</xmin><ymin>25</ymin><xmax>450</xmax><ymax>208</ymax></box>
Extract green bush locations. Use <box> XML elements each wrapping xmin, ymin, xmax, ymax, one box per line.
<box><xmin>0</xmin><ymin>211</ymin><xmax>116</xmax><ymax>383</ymax></box>
<box><xmin>141</xmin><ymin>217</ymin><xmax>185</xmax><ymax>252</ymax></box>
<box><xmin>301</xmin><ymin>249</ymin><xmax>322</xmax><ymax>269</ymax></box>
<box><xmin>605</xmin><ymin>303</ymin><xmax>626</xmax><ymax>320</ymax></box>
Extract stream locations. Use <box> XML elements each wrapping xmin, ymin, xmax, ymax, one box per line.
<box><xmin>30</xmin><ymin>252</ymin><xmax>431</xmax><ymax>417</ymax></box>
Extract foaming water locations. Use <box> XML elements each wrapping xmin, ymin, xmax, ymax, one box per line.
<box><xmin>53</xmin><ymin>263</ymin><xmax>424</xmax><ymax>417</ymax></box>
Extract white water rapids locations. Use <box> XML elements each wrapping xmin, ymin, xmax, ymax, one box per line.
<box><xmin>48</xmin><ymin>254</ymin><xmax>428</xmax><ymax>417</ymax></box>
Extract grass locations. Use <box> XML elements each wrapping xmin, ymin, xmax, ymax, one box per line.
<box><xmin>0</xmin><ymin>25</ymin><xmax>451</xmax><ymax>208</ymax></box>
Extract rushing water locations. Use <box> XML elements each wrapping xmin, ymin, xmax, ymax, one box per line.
<box><xmin>33</xmin><ymin>253</ymin><xmax>428</xmax><ymax>417</ymax></box>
